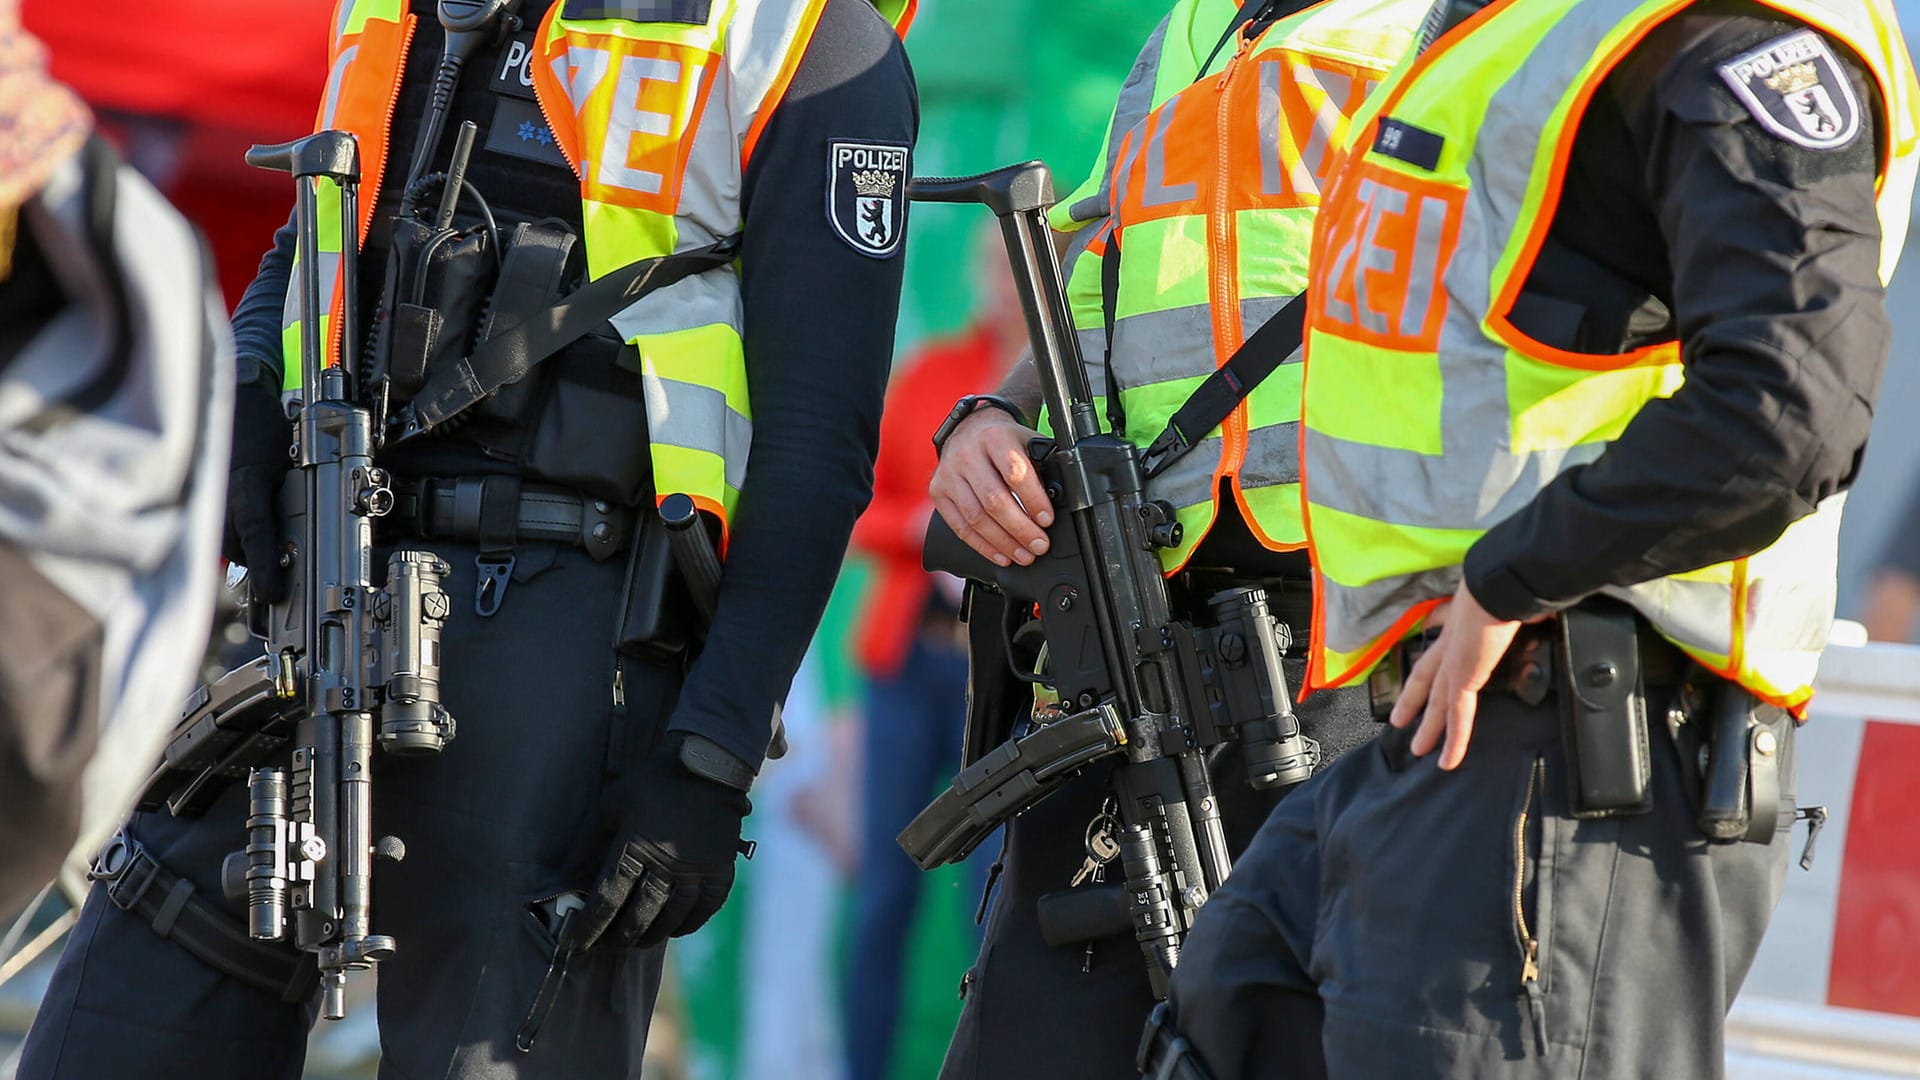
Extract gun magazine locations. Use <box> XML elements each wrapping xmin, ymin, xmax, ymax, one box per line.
<box><xmin>897</xmin><ymin>704</ymin><xmax>1127</xmax><ymax>869</ymax></box>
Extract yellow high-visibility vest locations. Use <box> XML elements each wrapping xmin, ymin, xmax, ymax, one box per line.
<box><xmin>1300</xmin><ymin>0</ymin><xmax>1919</xmax><ymax>711</ymax></box>
<box><xmin>1051</xmin><ymin>0</ymin><xmax>1425</xmax><ymax>571</ymax></box>
<box><xmin>284</xmin><ymin>0</ymin><xmax>914</xmax><ymax>535</ymax></box>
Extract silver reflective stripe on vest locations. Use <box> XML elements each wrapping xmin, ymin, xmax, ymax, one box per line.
<box><xmin>281</xmin><ymin>249</ymin><xmax>343</xmax><ymax>333</ymax></box>
<box><xmin>1239</xmin><ymin>421</ymin><xmax>1300</xmax><ymax>489</ymax></box>
<box><xmin>608</xmin><ymin>267</ymin><xmax>740</xmax><ymax>340</ymax></box>
<box><xmin>1111</xmin><ymin>303</ymin><xmax>1212</xmax><ymax>389</ymax></box>
<box><xmin>644</xmin><ymin>376</ymin><xmax>752</xmax><ymax>491</ymax></box>
<box><xmin>1151</xmin><ymin>436</ymin><xmax>1225</xmax><ymax>510</ymax></box>
<box><xmin>1108</xmin><ymin>297</ymin><xmax>1301</xmax><ymax>396</ymax></box>
<box><xmin>1066</xmin><ymin>14</ymin><xmax>1173</xmax><ymax>225</ymax></box>
<box><xmin>320</xmin><ymin>45</ymin><xmax>360</xmax><ymax>131</ymax></box>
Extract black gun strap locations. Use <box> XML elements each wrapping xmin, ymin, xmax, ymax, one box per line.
<box><xmin>91</xmin><ymin>829</ymin><xmax>319</xmax><ymax>1004</ymax></box>
<box><xmin>1100</xmin><ymin>234</ymin><xmax>1126</xmax><ymax>435</ymax></box>
<box><xmin>1137</xmin><ymin>290</ymin><xmax>1306</xmax><ymax>480</ymax></box>
<box><xmin>393</xmin><ymin>234</ymin><xmax>741</xmax><ymax>441</ymax></box>
<box><xmin>1198</xmin><ymin>0</ymin><xmax>1318</xmax><ymax>74</ymax></box>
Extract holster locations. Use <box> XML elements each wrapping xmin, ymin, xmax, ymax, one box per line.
<box><xmin>613</xmin><ymin>508</ymin><xmax>695</xmax><ymax>661</ymax></box>
<box><xmin>1555</xmin><ymin>601</ymin><xmax>1653</xmax><ymax>819</ymax></box>
<box><xmin>1694</xmin><ymin>678</ymin><xmax>1790</xmax><ymax>843</ymax></box>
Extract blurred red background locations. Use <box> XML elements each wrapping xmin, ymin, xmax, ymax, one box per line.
<box><xmin>22</xmin><ymin>0</ymin><xmax>334</xmax><ymax>303</ymax></box>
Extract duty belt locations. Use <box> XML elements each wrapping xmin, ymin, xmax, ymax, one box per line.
<box><xmin>388</xmin><ymin>476</ymin><xmax>631</xmax><ymax>556</ymax></box>
<box><xmin>90</xmin><ymin>828</ymin><xmax>318</xmax><ymax>1003</ymax></box>
<box><xmin>385</xmin><ymin>475</ymin><xmax>634</xmax><ymax>616</ymax></box>
<box><xmin>1373</xmin><ymin>609</ymin><xmax>1692</xmax><ymax>716</ymax></box>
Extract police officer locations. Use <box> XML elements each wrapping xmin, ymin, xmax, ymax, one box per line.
<box><xmin>1143</xmin><ymin>0</ymin><xmax>1917</xmax><ymax>1076</ymax></box>
<box><xmin>924</xmin><ymin>1</ymin><xmax>1427</xmax><ymax>1075</ymax></box>
<box><xmin>19</xmin><ymin>0</ymin><xmax>915</xmax><ymax>1075</ymax></box>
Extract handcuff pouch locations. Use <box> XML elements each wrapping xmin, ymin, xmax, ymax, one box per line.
<box><xmin>1555</xmin><ymin>602</ymin><xmax>1653</xmax><ymax>819</ymax></box>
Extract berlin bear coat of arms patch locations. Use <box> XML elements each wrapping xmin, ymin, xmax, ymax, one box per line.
<box><xmin>1717</xmin><ymin>30</ymin><xmax>1862</xmax><ymax>151</ymax></box>
<box><xmin>828</xmin><ymin>141</ymin><xmax>909</xmax><ymax>258</ymax></box>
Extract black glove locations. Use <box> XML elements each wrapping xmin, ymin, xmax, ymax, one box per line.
<box><xmin>566</xmin><ymin>732</ymin><xmax>754</xmax><ymax>952</ymax></box>
<box><xmin>223</xmin><ymin>372</ymin><xmax>293</xmax><ymax>604</ymax></box>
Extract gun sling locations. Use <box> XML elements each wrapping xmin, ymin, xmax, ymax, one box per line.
<box><xmin>391</xmin><ymin>234</ymin><xmax>740</xmax><ymax>441</ymax></box>
<box><xmin>1097</xmin><ymin>239</ymin><xmax>1308</xmax><ymax>482</ymax></box>
<box><xmin>90</xmin><ymin>829</ymin><xmax>319</xmax><ymax>1004</ymax></box>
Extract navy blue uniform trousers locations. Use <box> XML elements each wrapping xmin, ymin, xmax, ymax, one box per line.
<box><xmin>19</xmin><ymin>540</ymin><xmax>669</xmax><ymax>1080</ymax></box>
<box><xmin>1167</xmin><ymin>686</ymin><xmax>1794</xmax><ymax>1078</ymax></box>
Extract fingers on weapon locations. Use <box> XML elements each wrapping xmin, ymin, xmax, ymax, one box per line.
<box><xmin>993</xmin><ymin>437</ymin><xmax>1054</xmax><ymax>529</ymax></box>
<box><xmin>944</xmin><ymin>465</ymin><xmax>1028</xmax><ymax>567</ymax></box>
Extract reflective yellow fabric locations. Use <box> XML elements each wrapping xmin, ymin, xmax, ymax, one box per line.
<box><xmin>1300</xmin><ymin>0</ymin><xmax>1920</xmax><ymax>710</ymax></box>
<box><xmin>287</xmin><ymin>0</ymin><xmax>913</xmax><ymax>532</ymax></box>
<box><xmin>1051</xmin><ymin>0</ymin><xmax>1425</xmax><ymax>572</ymax></box>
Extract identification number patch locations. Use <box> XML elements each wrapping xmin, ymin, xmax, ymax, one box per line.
<box><xmin>1717</xmin><ymin>30</ymin><xmax>1862</xmax><ymax>151</ymax></box>
<box><xmin>827</xmin><ymin>141</ymin><xmax>908</xmax><ymax>259</ymax></box>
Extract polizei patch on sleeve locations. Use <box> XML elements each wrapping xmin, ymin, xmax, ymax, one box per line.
<box><xmin>1717</xmin><ymin>30</ymin><xmax>1862</xmax><ymax>151</ymax></box>
<box><xmin>827</xmin><ymin>141</ymin><xmax>908</xmax><ymax>258</ymax></box>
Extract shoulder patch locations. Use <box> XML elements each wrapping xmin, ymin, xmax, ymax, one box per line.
<box><xmin>1716</xmin><ymin>30</ymin><xmax>1861</xmax><ymax>151</ymax></box>
<box><xmin>827</xmin><ymin>141</ymin><xmax>908</xmax><ymax>259</ymax></box>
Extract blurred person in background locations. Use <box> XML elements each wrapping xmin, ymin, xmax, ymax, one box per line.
<box><xmin>844</xmin><ymin>226</ymin><xmax>1022</xmax><ymax>1080</ymax></box>
<box><xmin>0</xmin><ymin>0</ymin><xmax>232</xmax><ymax>909</ymax></box>
<box><xmin>1859</xmin><ymin>477</ymin><xmax>1920</xmax><ymax>641</ymax></box>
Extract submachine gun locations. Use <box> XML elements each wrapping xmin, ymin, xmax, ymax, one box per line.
<box><xmin>899</xmin><ymin>162</ymin><xmax>1315</xmax><ymax>996</ymax></box>
<box><xmin>134</xmin><ymin>131</ymin><xmax>456</xmax><ymax>1020</ymax></box>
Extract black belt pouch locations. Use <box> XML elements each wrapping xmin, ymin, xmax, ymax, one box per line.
<box><xmin>1695</xmin><ymin>682</ymin><xmax>1790</xmax><ymax>843</ymax></box>
<box><xmin>614</xmin><ymin>508</ymin><xmax>693</xmax><ymax>661</ymax></box>
<box><xmin>1556</xmin><ymin>601</ymin><xmax>1653</xmax><ymax>818</ymax></box>
<box><xmin>373</xmin><ymin>217</ymin><xmax>496</xmax><ymax>400</ymax></box>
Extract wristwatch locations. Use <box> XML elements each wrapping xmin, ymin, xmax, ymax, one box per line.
<box><xmin>932</xmin><ymin>394</ymin><xmax>1028</xmax><ymax>455</ymax></box>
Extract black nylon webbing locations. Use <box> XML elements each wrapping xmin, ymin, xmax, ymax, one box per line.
<box><xmin>392</xmin><ymin>234</ymin><xmax>740</xmax><ymax>441</ymax></box>
<box><xmin>1100</xmin><ymin>234</ymin><xmax>1126</xmax><ymax>435</ymax></box>
<box><xmin>1138</xmin><ymin>291</ymin><xmax>1306</xmax><ymax>480</ymax></box>
<box><xmin>95</xmin><ymin>830</ymin><xmax>319</xmax><ymax>1003</ymax></box>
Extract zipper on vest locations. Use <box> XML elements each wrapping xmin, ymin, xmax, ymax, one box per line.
<box><xmin>1514</xmin><ymin>755</ymin><xmax>1548</xmax><ymax>1054</ymax></box>
<box><xmin>530</xmin><ymin>4</ymin><xmax>583</xmax><ymax>180</ymax></box>
<box><xmin>1210</xmin><ymin>27</ymin><xmax>1255</xmax><ymax>482</ymax></box>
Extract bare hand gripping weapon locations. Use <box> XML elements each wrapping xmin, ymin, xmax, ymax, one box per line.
<box><xmin>900</xmin><ymin>162</ymin><xmax>1315</xmax><ymax>996</ymax></box>
<box><xmin>136</xmin><ymin>131</ymin><xmax>456</xmax><ymax>1020</ymax></box>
